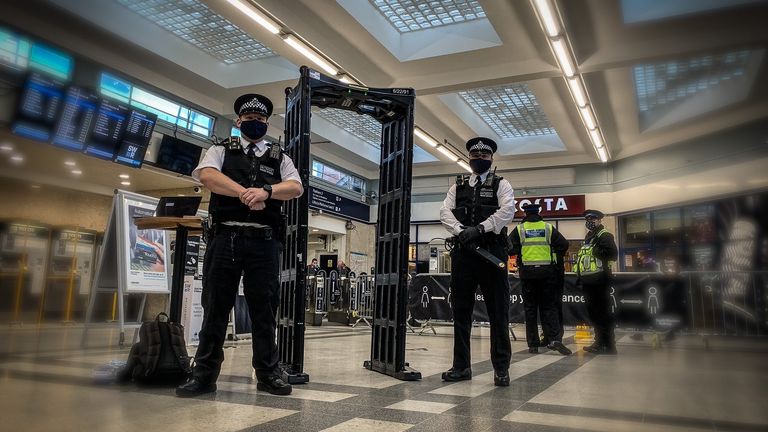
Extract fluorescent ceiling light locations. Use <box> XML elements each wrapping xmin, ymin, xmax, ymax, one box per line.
<box><xmin>10</xmin><ymin>155</ymin><xmax>24</xmax><ymax>163</ymax></box>
<box><xmin>284</xmin><ymin>34</ymin><xmax>338</xmax><ymax>76</ymax></box>
<box><xmin>436</xmin><ymin>145</ymin><xmax>459</xmax><ymax>162</ymax></box>
<box><xmin>64</xmin><ymin>160</ymin><xmax>76</xmax><ymax>166</ymax></box>
<box><xmin>567</xmin><ymin>77</ymin><xmax>587</xmax><ymax>107</ymax></box>
<box><xmin>119</xmin><ymin>174</ymin><xmax>130</xmax><ymax>179</ymax></box>
<box><xmin>224</xmin><ymin>0</ymin><xmax>280</xmax><ymax>34</ymax></box>
<box><xmin>413</xmin><ymin>127</ymin><xmax>439</xmax><ymax>147</ymax></box>
<box><xmin>579</xmin><ymin>106</ymin><xmax>597</xmax><ymax>130</ymax></box>
<box><xmin>596</xmin><ymin>146</ymin><xmax>608</xmax><ymax>162</ymax></box>
<box><xmin>589</xmin><ymin>128</ymin><xmax>604</xmax><ymax>148</ymax></box>
<box><xmin>31</xmin><ymin>184</ymin><xmax>41</xmax><ymax>189</ymax></box>
<box><xmin>457</xmin><ymin>160</ymin><xmax>472</xmax><ymax>172</ymax></box>
<box><xmin>0</xmin><ymin>143</ymin><xmax>13</xmax><ymax>152</ymax></box>
<box><xmin>121</xmin><ymin>181</ymin><xmax>131</xmax><ymax>186</ymax></box>
<box><xmin>71</xmin><ymin>169</ymin><xmax>82</xmax><ymax>175</ymax></box>
<box><xmin>533</xmin><ymin>0</ymin><xmax>561</xmax><ymax>37</ymax></box>
<box><xmin>339</xmin><ymin>75</ymin><xmax>354</xmax><ymax>84</ymax></box>
<box><xmin>552</xmin><ymin>38</ymin><xmax>575</xmax><ymax>77</ymax></box>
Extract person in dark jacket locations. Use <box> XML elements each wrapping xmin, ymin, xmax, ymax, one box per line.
<box><xmin>509</xmin><ymin>203</ymin><xmax>571</xmax><ymax>355</ymax></box>
<box><xmin>575</xmin><ymin>209</ymin><xmax>619</xmax><ymax>354</ymax></box>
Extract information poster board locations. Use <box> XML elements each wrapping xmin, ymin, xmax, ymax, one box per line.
<box><xmin>120</xmin><ymin>194</ymin><xmax>170</xmax><ymax>292</ymax></box>
<box><xmin>93</xmin><ymin>190</ymin><xmax>170</xmax><ymax>295</ymax></box>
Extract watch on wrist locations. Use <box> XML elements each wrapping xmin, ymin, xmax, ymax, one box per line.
<box><xmin>263</xmin><ymin>184</ymin><xmax>273</xmax><ymax>199</ymax></box>
<box><xmin>477</xmin><ymin>224</ymin><xmax>485</xmax><ymax>233</ymax></box>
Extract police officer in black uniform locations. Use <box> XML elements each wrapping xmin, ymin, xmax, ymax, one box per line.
<box><xmin>439</xmin><ymin>137</ymin><xmax>516</xmax><ymax>387</ymax></box>
<box><xmin>509</xmin><ymin>203</ymin><xmax>571</xmax><ymax>355</ymax></box>
<box><xmin>577</xmin><ymin>209</ymin><xmax>619</xmax><ymax>354</ymax></box>
<box><xmin>177</xmin><ymin>94</ymin><xmax>303</xmax><ymax>397</ymax></box>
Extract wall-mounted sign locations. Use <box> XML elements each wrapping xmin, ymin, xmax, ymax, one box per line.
<box><xmin>309</xmin><ymin>187</ymin><xmax>370</xmax><ymax>223</ymax></box>
<box><xmin>513</xmin><ymin>195</ymin><xmax>585</xmax><ymax>219</ymax></box>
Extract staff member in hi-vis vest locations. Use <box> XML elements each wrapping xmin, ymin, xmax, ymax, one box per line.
<box><xmin>439</xmin><ymin>137</ymin><xmax>515</xmax><ymax>387</ymax></box>
<box><xmin>575</xmin><ymin>209</ymin><xmax>619</xmax><ymax>354</ymax></box>
<box><xmin>509</xmin><ymin>203</ymin><xmax>571</xmax><ymax>355</ymax></box>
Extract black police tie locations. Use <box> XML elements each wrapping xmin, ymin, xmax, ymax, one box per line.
<box><xmin>246</xmin><ymin>143</ymin><xmax>256</xmax><ymax>159</ymax></box>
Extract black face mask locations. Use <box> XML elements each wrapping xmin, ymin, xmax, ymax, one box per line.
<box><xmin>586</xmin><ymin>220</ymin><xmax>599</xmax><ymax>231</ymax></box>
<box><xmin>240</xmin><ymin>119</ymin><xmax>268</xmax><ymax>141</ymax></box>
<box><xmin>469</xmin><ymin>158</ymin><xmax>492</xmax><ymax>174</ymax></box>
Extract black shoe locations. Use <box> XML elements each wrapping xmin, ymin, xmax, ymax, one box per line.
<box><xmin>583</xmin><ymin>344</ymin><xmax>617</xmax><ymax>355</ymax></box>
<box><xmin>176</xmin><ymin>378</ymin><xmax>216</xmax><ymax>398</ymax></box>
<box><xmin>441</xmin><ymin>367</ymin><xmax>472</xmax><ymax>382</ymax></box>
<box><xmin>528</xmin><ymin>347</ymin><xmax>539</xmax><ymax>354</ymax></box>
<box><xmin>494</xmin><ymin>370</ymin><xmax>510</xmax><ymax>387</ymax></box>
<box><xmin>582</xmin><ymin>342</ymin><xmax>602</xmax><ymax>354</ymax></box>
<box><xmin>540</xmin><ymin>339</ymin><xmax>549</xmax><ymax>347</ymax></box>
<box><xmin>547</xmin><ymin>341</ymin><xmax>572</xmax><ymax>356</ymax></box>
<box><xmin>257</xmin><ymin>375</ymin><xmax>292</xmax><ymax>395</ymax></box>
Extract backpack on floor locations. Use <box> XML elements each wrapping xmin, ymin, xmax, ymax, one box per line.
<box><xmin>118</xmin><ymin>312</ymin><xmax>192</xmax><ymax>385</ymax></box>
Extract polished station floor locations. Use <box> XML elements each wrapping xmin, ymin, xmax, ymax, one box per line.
<box><xmin>1</xmin><ymin>324</ymin><xmax>766</xmax><ymax>432</ymax></box>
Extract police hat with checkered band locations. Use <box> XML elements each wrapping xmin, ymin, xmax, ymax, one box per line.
<box><xmin>465</xmin><ymin>137</ymin><xmax>497</xmax><ymax>154</ymax></box>
<box><xmin>234</xmin><ymin>93</ymin><xmax>273</xmax><ymax>117</ymax></box>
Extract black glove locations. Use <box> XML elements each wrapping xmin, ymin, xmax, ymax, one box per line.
<box><xmin>458</xmin><ymin>225</ymin><xmax>484</xmax><ymax>245</ymax></box>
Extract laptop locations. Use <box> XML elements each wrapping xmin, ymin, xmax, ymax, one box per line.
<box><xmin>155</xmin><ymin>196</ymin><xmax>202</xmax><ymax>217</ymax></box>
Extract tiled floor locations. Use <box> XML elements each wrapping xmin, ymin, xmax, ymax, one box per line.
<box><xmin>0</xmin><ymin>323</ymin><xmax>766</xmax><ymax>431</ymax></box>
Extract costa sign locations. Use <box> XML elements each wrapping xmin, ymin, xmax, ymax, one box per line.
<box><xmin>513</xmin><ymin>195</ymin><xmax>585</xmax><ymax>218</ymax></box>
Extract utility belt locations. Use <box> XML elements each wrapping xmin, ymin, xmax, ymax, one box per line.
<box><xmin>212</xmin><ymin>223</ymin><xmax>273</xmax><ymax>240</ymax></box>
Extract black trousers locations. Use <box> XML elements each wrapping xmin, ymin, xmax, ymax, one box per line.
<box><xmin>555</xmin><ymin>267</ymin><xmax>565</xmax><ymax>340</ymax></box>
<box><xmin>582</xmin><ymin>275</ymin><xmax>615</xmax><ymax>348</ymax></box>
<box><xmin>193</xmin><ymin>232</ymin><xmax>281</xmax><ymax>384</ymax></box>
<box><xmin>520</xmin><ymin>272</ymin><xmax>561</xmax><ymax>347</ymax></box>
<box><xmin>450</xmin><ymin>242</ymin><xmax>511</xmax><ymax>372</ymax></box>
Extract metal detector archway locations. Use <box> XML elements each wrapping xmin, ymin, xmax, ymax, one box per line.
<box><xmin>278</xmin><ymin>66</ymin><xmax>420</xmax><ymax>383</ymax></box>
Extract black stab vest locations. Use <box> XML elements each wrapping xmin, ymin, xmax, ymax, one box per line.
<box><xmin>451</xmin><ymin>173</ymin><xmax>501</xmax><ymax>228</ymax></box>
<box><xmin>208</xmin><ymin>142</ymin><xmax>283</xmax><ymax>229</ymax></box>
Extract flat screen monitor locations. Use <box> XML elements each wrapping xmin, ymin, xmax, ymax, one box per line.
<box><xmin>113</xmin><ymin>108</ymin><xmax>156</xmax><ymax>168</ymax></box>
<box><xmin>11</xmin><ymin>72</ymin><xmax>65</xmax><ymax>142</ymax></box>
<box><xmin>155</xmin><ymin>196</ymin><xmax>202</xmax><ymax>217</ymax></box>
<box><xmin>50</xmin><ymin>86</ymin><xmax>99</xmax><ymax>152</ymax></box>
<box><xmin>84</xmin><ymin>98</ymin><xmax>130</xmax><ymax>160</ymax></box>
<box><xmin>155</xmin><ymin>135</ymin><xmax>203</xmax><ymax>176</ymax></box>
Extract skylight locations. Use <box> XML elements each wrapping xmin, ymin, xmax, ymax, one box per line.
<box><xmin>633</xmin><ymin>49</ymin><xmax>753</xmax><ymax>113</ymax></box>
<box><xmin>116</xmin><ymin>0</ymin><xmax>276</xmax><ymax>64</ymax></box>
<box><xmin>315</xmin><ymin>108</ymin><xmax>382</xmax><ymax>148</ymax></box>
<box><xmin>369</xmin><ymin>0</ymin><xmax>486</xmax><ymax>33</ymax></box>
<box><xmin>458</xmin><ymin>83</ymin><xmax>556</xmax><ymax>139</ymax></box>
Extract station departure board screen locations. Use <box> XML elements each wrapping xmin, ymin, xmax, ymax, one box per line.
<box><xmin>113</xmin><ymin>108</ymin><xmax>156</xmax><ymax>168</ymax></box>
<box><xmin>11</xmin><ymin>72</ymin><xmax>65</xmax><ymax>142</ymax></box>
<box><xmin>51</xmin><ymin>86</ymin><xmax>99</xmax><ymax>152</ymax></box>
<box><xmin>84</xmin><ymin>98</ymin><xmax>130</xmax><ymax>160</ymax></box>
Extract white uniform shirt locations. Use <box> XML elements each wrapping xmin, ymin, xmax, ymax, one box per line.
<box><xmin>192</xmin><ymin>139</ymin><xmax>304</xmax><ymax>227</ymax></box>
<box><xmin>439</xmin><ymin>170</ymin><xmax>515</xmax><ymax>236</ymax></box>
<box><xmin>192</xmin><ymin>139</ymin><xmax>303</xmax><ymax>196</ymax></box>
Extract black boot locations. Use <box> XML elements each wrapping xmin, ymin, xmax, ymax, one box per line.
<box><xmin>257</xmin><ymin>374</ymin><xmax>293</xmax><ymax>395</ymax></box>
<box><xmin>494</xmin><ymin>370</ymin><xmax>510</xmax><ymax>387</ymax></box>
<box><xmin>547</xmin><ymin>341</ymin><xmax>572</xmax><ymax>356</ymax></box>
<box><xmin>528</xmin><ymin>347</ymin><xmax>539</xmax><ymax>354</ymax></box>
<box><xmin>441</xmin><ymin>367</ymin><xmax>472</xmax><ymax>382</ymax></box>
<box><xmin>176</xmin><ymin>377</ymin><xmax>216</xmax><ymax>398</ymax></box>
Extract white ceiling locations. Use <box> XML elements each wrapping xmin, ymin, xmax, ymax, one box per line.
<box><xmin>2</xmin><ymin>0</ymin><xmax>767</xmax><ymax>183</ymax></box>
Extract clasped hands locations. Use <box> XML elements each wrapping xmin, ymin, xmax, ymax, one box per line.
<box><xmin>240</xmin><ymin>187</ymin><xmax>269</xmax><ymax>210</ymax></box>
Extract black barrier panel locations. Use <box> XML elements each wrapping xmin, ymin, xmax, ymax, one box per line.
<box><xmin>408</xmin><ymin>273</ymin><xmax>686</xmax><ymax>330</ymax></box>
<box><xmin>278</xmin><ymin>66</ymin><xmax>420</xmax><ymax>382</ymax></box>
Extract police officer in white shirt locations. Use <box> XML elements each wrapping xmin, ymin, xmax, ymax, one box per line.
<box><xmin>176</xmin><ymin>94</ymin><xmax>302</xmax><ymax>397</ymax></box>
<box><xmin>439</xmin><ymin>137</ymin><xmax>516</xmax><ymax>386</ymax></box>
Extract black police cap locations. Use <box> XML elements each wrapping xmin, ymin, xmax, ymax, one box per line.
<box><xmin>234</xmin><ymin>93</ymin><xmax>273</xmax><ymax>117</ymax></box>
<box><xmin>584</xmin><ymin>209</ymin><xmax>605</xmax><ymax>219</ymax></box>
<box><xmin>522</xmin><ymin>203</ymin><xmax>541</xmax><ymax>213</ymax></box>
<box><xmin>465</xmin><ymin>137</ymin><xmax>497</xmax><ymax>154</ymax></box>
